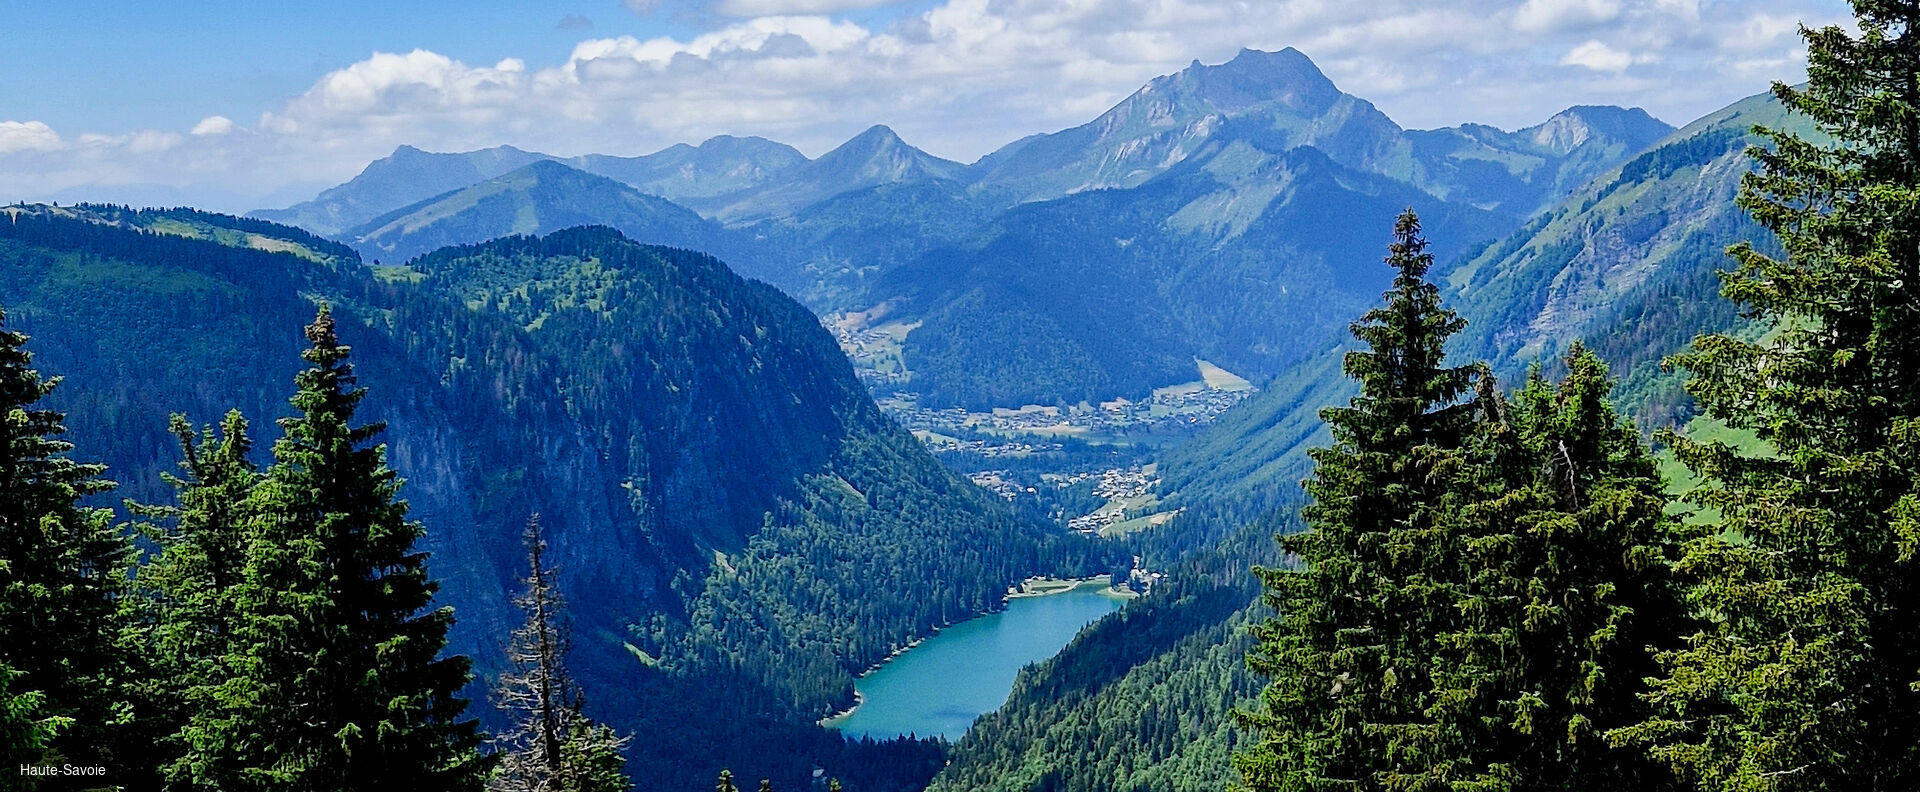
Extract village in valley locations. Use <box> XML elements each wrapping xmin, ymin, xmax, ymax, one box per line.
<box><xmin>827</xmin><ymin>308</ymin><xmax>1259</xmax><ymax>440</ymax></box>
<box><xmin>827</xmin><ymin>309</ymin><xmax>1256</xmax><ymax>545</ymax></box>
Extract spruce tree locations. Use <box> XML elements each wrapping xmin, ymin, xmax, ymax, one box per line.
<box><xmin>0</xmin><ymin>662</ymin><xmax>67</xmax><ymax>782</ymax></box>
<box><xmin>555</xmin><ymin>721</ymin><xmax>633</xmax><ymax>792</ymax></box>
<box><xmin>491</xmin><ymin>514</ymin><xmax>631</xmax><ymax>792</ymax></box>
<box><xmin>1421</xmin><ymin>345</ymin><xmax>1686</xmax><ymax>791</ymax></box>
<box><xmin>131</xmin><ymin>410</ymin><xmax>260</xmax><ymax>785</ymax></box>
<box><xmin>180</xmin><ymin>305</ymin><xmax>487</xmax><ymax>791</ymax></box>
<box><xmin>1235</xmin><ymin>210</ymin><xmax>1481</xmax><ymax>792</ymax></box>
<box><xmin>0</xmin><ymin>306</ymin><xmax>137</xmax><ymax>773</ymax></box>
<box><xmin>1619</xmin><ymin>5</ymin><xmax>1920</xmax><ymax>788</ymax></box>
<box><xmin>716</xmin><ymin>770</ymin><xmax>738</xmax><ymax>792</ymax></box>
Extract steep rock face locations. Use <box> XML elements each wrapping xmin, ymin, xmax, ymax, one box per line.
<box><xmin>964</xmin><ymin>48</ymin><xmax>1405</xmax><ymax>204</ymax></box>
<box><xmin>1445</xmin><ymin>91</ymin><xmax>1820</xmax><ymax>425</ymax></box>
<box><xmin>1524</xmin><ymin>105</ymin><xmax>1673</xmax><ymax>156</ymax></box>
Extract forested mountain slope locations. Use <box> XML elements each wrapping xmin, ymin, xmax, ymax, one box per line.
<box><xmin>887</xmin><ymin>141</ymin><xmax>1507</xmax><ymax>409</ymax></box>
<box><xmin>930</xmin><ymin>88</ymin><xmax>1798</xmax><ymax>792</ymax></box>
<box><xmin>0</xmin><ymin>205</ymin><xmax>1115</xmax><ymax>790</ymax></box>
<box><xmin>928</xmin><ymin>507</ymin><xmax>1287</xmax><ymax>792</ymax></box>
<box><xmin>1154</xmin><ymin>90</ymin><xmax>1804</xmax><ymax>507</ymax></box>
<box><xmin>1447</xmin><ymin>90</ymin><xmax>1816</xmax><ymax>424</ymax></box>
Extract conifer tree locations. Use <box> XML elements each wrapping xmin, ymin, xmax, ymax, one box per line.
<box><xmin>131</xmin><ymin>410</ymin><xmax>259</xmax><ymax>785</ymax></box>
<box><xmin>491</xmin><ymin>514</ymin><xmax>631</xmax><ymax>792</ymax></box>
<box><xmin>179</xmin><ymin>305</ymin><xmax>487</xmax><ymax>791</ymax></box>
<box><xmin>1620</xmin><ymin>4</ymin><xmax>1920</xmax><ymax>788</ymax></box>
<box><xmin>555</xmin><ymin>721</ymin><xmax>633</xmax><ymax>792</ymax></box>
<box><xmin>0</xmin><ymin>662</ymin><xmax>67</xmax><ymax>779</ymax></box>
<box><xmin>716</xmin><ymin>770</ymin><xmax>738</xmax><ymax>792</ymax></box>
<box><xmin>1235</xmin><ymin>210</ymin><xmax>1482</xmax><ymax>791</ymax></box>
<box><xmin>0</xmin><ymin>306</ymin><xmax>137</xmax><ymax>773</ymax></box>
<box><xmin>1421</xmin><ymin>345</ymin><xmax>1687</xmax><ymax>791</ymax></box>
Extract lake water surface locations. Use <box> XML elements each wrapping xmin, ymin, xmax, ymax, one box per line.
<box><xmin>826</xmin><ymin>584</ymin><xmax>1125</xmax><ymax>740</ymax></box>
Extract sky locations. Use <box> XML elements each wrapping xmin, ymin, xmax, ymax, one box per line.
<box><xmin>1</xmin><ymin>0</ymin><xmax>1853</xmax><ymax>213</ymax></box>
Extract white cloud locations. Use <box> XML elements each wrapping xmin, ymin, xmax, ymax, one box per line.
<box><xmin>2</xmin><ymin>0</ymin><xmax>1855</xmax><ymax>211</ymax></box>
<box><xmin>289</xmin><ymin>50</ymin><xmax>528</xmax><ymax>118</ymax></box>
<box><xmin>714</xmin><ymin>0</ymin><xmax>903</xmax><ymax>16</ymax></box>
<box><xmin>0</xmin><ymin>120</ymin><xmax>63</xmax><ymax>153</ymax></box>
<box><xmin>191</xmin><ymin>115</ymin><xmax>236</xmax><ymax>136</ymax></box>
<box><xmin>75</xmin><ymin>130</ymin><xmax>183</xmax><ymax>153</ymax></box>
<box><xmin>1513</xmin><ymin>0</ymin><xmax>1622</xmax><ymax>33</ymax></box>
<box><xmin>1561</xmin><ymin>39</ymin><xmax>1636</xmax><ymax>72</ymax></box>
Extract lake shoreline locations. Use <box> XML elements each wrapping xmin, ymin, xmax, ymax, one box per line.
<box><xmin>1003</xmin><ymin>575</ymin><xmax>1122</xmax><ymax>601</ymax></box>
<box><xmin>818</xmin><ymin>691</ymin><xmax>865</xmax><ymax>728</ymax></box>
<box><xmin>819</xmin><ymin>578</ymin><xmax>1128</xmax><ymax>734</ymax></box>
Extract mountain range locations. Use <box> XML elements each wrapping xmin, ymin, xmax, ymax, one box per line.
<box><xmin>13</xmin><ymin>37</ymin><xmax>1816</xmax><ymax>792</ymax></box>
<box><xmin>251</xmin><ymin>47</ymin><xmax>1675</xmax><ymax>411</ymax></box>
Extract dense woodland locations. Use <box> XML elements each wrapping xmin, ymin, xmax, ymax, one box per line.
<box><xmin>947</xmin><ymin>7</ymin><xmax>1920</xmax><ymax>792</ymax></box>
<box><xmin>0</xmin><ymin>211</ymin><xmax>1119</xmax><ymax>791</ymax></box>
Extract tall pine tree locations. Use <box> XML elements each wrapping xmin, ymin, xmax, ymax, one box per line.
<box><xmin>0</xmin><ymin>305</ymin><xmax>137</xmax><ymax>775</ymax></box>
<box><xmin>1620</xmin><ymin>4</ymin><xmax>1920</xmax><ymax>789</ymax></box>
<box><xmin>130</xmin><ymin>410</ymin><xmax>260</xmax><ymax>788</ymax></box>
<box><xmin>1235</xmin><ymin>210</ymin><xmax>1482</xmax><ymax>792</ymax></box>
<box><xmin>178</xmin><ymin>305</ymin><xmax>487</xmax><ymax>791</ymax></box>
<box><xmin>490</xmin><ymin>514</ymin><xmax>631</xmax><ymax>792</ymax></box>
<box><xmin>1419</xmin><ymin>345</ymin><xmax>1687</xmax><ymax>791</ymax></box>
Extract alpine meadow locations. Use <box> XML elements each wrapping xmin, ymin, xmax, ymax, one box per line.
<box><xmin>5</xmin><ymin>2</ymin><xmax>1919</xmax><ymax>791</ymax></box>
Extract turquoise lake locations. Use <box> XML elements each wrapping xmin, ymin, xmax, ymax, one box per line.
<box><xmin>826</xmin><ymin>584</ymin><xmax>1126</xmax><ymax>741</ymax></box>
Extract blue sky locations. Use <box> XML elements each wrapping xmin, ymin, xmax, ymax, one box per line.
<box><xmin>1</xmin><ymin>0</ymin><xmax>1852</xmax><ymax>211</ymax></box>
<box><xmin>1</xmin><ymin>1</ymin><xmax>940</xmax><ymax>135</ymax></box>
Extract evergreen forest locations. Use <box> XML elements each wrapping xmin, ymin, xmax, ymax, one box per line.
<box><xmin>5</xmin><ymin>3</ymin><xmax>1920</xmax><ymax>791</ymax></box>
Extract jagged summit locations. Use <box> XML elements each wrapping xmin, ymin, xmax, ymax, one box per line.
<box><xmin>824</xmin><ymin>124</ymin><xmax>912</xmax><ymax>157</ymax></box>
<box><xmin>802</xmin><ymin>124</ymin><xmax>961</xmax><ymax>185</ymax></box>
<box><xmin>692</xmin><ymin>124</ymin><xmax>964</xmax><ymax>222</ymax></box>
<box><xmin>1125</xmin><ymin>47</ymin><xmax>1341</xmax><ymax>126</ymax></box>
<box><xmin>963</xmin><ymin>47</ymin><xmax>1395</xmax><ymax>202</ymax></box>
<box><xmin>1162</xmin><ymin>47</ymin><xmax>1341</xmax><ymax>117</ymax></box>
<box><xmin>1523</xmin><ymin>105</ymin><xmax>1672</xmax><ymax>155</ymax></box>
